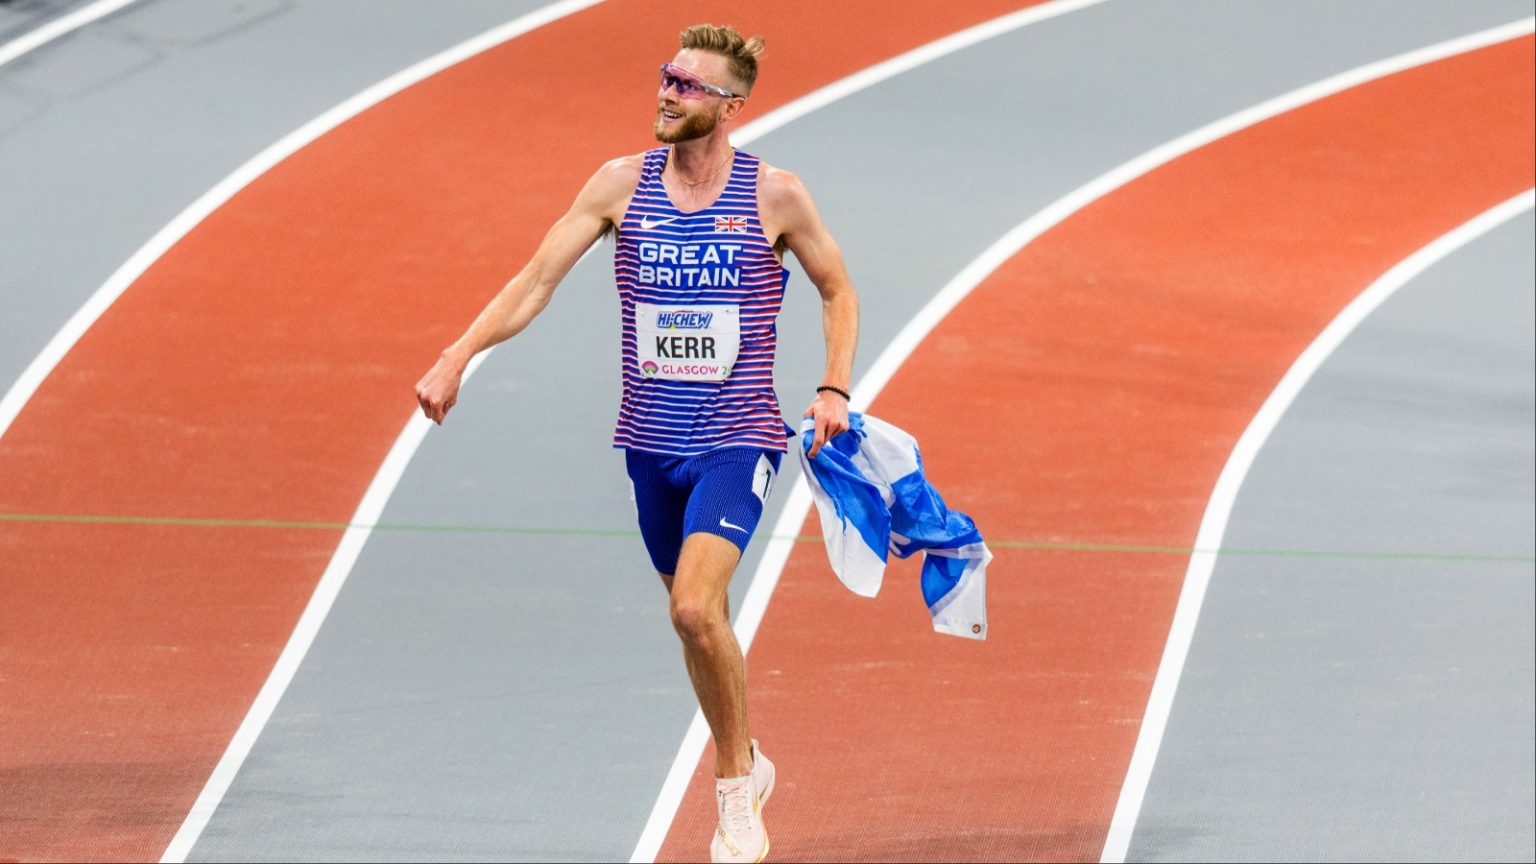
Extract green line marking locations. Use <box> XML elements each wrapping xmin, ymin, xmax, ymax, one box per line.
<box><xmin>0</xmin><ymin>510</ymin><xmax>640</xmax><ymax>539</ymax></box>
<box><xmin>1</xmin><ymin>510</ymin><xmax>1530</xmax><ymax>564</ymax></box>
<box><xmin>984</xmin><ymin>538</ymin><xmax>1534</xmax><ymax>564</ymax></box>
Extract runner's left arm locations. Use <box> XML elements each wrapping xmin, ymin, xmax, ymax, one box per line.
<box><xmin>763</xmin><ymin>168</ymin><xmax>859</xmax><ymax>458</ymax></box>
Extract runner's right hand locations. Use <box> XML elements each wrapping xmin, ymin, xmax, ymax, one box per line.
<box><xmin>414</xmin><ymin>351</ymin><xmax>466</xmax><ymax>425</ymax></box>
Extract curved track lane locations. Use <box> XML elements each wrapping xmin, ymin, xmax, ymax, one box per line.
<box><xmin>656</xmin><ymin>32</ymin><xmax>1534</xmax><ymax>864</ymax></box>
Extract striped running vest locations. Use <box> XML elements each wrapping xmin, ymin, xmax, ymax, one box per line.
<box><xmin>613</xmin><ymin>147</ymin><xmax>790</xmax><ymax>456</ymax></box>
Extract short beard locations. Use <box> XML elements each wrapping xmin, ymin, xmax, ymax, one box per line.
<box><xmin>654</xmin><ymin>106</ymin><xmax>718</xmax><ymax>143</ymax></box>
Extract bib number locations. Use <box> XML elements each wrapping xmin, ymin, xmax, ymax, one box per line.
<box><xmin>635</xmin><ymin>303</ymin><xmax>740</xmax><ymax>382</ymax></box>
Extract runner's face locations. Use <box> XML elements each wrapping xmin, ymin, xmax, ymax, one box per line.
<box><xmin>654</xmin><ymin>50</ymin><xmax>738</xmax><ymax>143</ymax></box>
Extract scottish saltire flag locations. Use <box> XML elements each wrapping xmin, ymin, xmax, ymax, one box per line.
<box><xmin>796</xmin><ymin>413</ymin><xmax>992</xmax><ymax>640</ymax></box>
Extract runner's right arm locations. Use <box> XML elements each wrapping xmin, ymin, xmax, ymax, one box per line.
<box><xmin>415</xmin><ymin>157</ymin><xmax>640</xmax><ymax>424</ymax></box>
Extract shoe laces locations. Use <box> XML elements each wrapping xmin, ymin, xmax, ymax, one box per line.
<box><xmin>716</xmin><ymin>778</ymin><xmax>754</xmax><ymax>834</ymax></box>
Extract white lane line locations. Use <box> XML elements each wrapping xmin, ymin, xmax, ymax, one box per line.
<box><xmin>0</xmin><ymin>0</ymin><xmax>141</xmax><ymax>70</ymax></box>
<box><xmin>639</xmin><ymin>13</ymin><xmax>1536</xmax><ymax>864</ymax></box>
<box><xmin>144</xmin><ymin>4</ymin><xmax>605</xmax><ymax>860</ymax></box>
<box><xmin>1102</xmin><ymin>189</ymin><xmax>1536</xmax><ymax>861</ymax></box>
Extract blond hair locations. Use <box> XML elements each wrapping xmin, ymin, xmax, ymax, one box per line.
<box><xmin>679</xmin><ymin>23</ymin><xmax>764</xmax><ymax>95</ymax></box>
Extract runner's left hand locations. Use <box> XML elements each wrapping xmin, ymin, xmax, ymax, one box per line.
<box><xmin>805</xmin><ymin>390</ymin><xmax>850</xmax><ymax>459</ymax></box>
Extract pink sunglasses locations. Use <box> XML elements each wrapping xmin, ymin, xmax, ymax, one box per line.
<box><xmin>659</xmin><ymin>63</ymin><xmax>742</xmax><ymax>100</ymax></box>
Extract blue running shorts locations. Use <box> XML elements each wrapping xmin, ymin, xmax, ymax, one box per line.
<box><xmin>624</xmin><ymin>447</ymin><xmax>782</xmax><ymax>575</ymax></box>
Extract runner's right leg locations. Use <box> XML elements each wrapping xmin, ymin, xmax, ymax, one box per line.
<box><xmin>669</xmin><ymin>447</ymin><xmax>780</xmax><ymax>778</ymax></box>
<box><xmin>669</xmin><ymin>531</ymin><xmax>752</xmax><ymax>778</ymax></box>
<box><xmin>670</xmin><ymin>531</ymin><xmax>773</xmax><ymax>863</ymax></box>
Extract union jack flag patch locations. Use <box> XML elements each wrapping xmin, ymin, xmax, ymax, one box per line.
<box><xmin>714</xmin><ymin>215</ymin><xmax>748</xmax><ymax>233</ymax></box>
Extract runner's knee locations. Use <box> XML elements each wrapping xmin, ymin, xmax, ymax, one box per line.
<box><xmin>670</xmin><ymin>593</ymin><xmax>727</xmax><ymax>643</ymax></box>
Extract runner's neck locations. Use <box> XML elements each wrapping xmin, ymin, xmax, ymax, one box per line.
<box><xmin>667</xmin><ymin>138</ymin><xmax>734</xmax><ymax>186</ymax></box>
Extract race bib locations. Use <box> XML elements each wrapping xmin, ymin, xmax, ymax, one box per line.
<box><xmin>635</xmin><ymin>303</ymin><xmax>740</xmax><ymax>382</ymax></box>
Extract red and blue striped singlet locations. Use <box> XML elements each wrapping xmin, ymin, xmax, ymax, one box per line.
<box><xmin>613</xmin><ymin>147</ymin><xmax>790</xmax><ymax>456</ymax></box>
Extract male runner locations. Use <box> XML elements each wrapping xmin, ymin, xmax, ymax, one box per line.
<box><xmin>414</xmin><ymin>24</ymin><xmax>858</xmax><ymax>863</ymax></box>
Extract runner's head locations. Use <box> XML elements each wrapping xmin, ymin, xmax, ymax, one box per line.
<box><xmin>654</xmin><ymin>24</ymin><xmax>763</xmax><ymax>143</ymax></box>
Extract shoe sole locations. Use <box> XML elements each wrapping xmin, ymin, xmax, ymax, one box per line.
<box><xmin>758</xmin><ymin>765</ymin><xmax>775</xmax><ymax>810</ymax></box>
<box><xmin>755</xmin><ymin>763</ymin><xmax>774</xmax><ymax>863</ymax></box>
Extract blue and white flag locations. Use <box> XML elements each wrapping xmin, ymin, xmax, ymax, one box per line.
<box><xmin>797</xmin><ymin>413</ymin><xmax>991</xmax><ymax>640</ymax></box>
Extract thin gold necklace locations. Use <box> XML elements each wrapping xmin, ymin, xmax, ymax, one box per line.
<box><xmin>672</xmin><ymin>148</ymin><xmax>733</xmax><ymax>188</ymax></box>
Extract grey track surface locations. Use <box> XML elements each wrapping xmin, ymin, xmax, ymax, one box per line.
<box><xmin>169</xmin><ymin>2</ymin><xmax>1536</xmax><ymax>861</ymax></box>
<box><xmin>0</xmin><ymin>0</ymin><xmax>561</xmax><ymax>409</ymax></box>
<box><xmin>1130</xmin><ymin>212</ymin><xmax>1536</xmax><ymax>863</ymax></box>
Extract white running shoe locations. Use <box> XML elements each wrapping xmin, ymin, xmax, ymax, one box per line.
<box><xmin>710</xmin><ymin>739</ymin><xmax>776</xmax><ymax>863</ymax></box>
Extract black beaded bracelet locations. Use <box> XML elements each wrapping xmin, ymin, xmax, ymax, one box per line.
<box><xmin>816</xmin><ymin>385</ymin><xmax>851</xmax><ymax>401</ymax></box>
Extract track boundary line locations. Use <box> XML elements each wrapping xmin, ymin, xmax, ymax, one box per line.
<box><xmin>0</xmin><ymin>0</ymin><xmax>142</xmax><ymax>70</ymax></box>
<box><xmin>1102</xmin><ymin>188</ymin><xmax>1536</xmax><ymax>860</ymax></box>
<box><xmin>630</xmin><ymin>1</ymin><xmax>1119</xmax><ymax>859</ymax></box>
<box><xmin>145</xmin><ymin>3</ymin><xmax>607</xmax><ymax>859</ymax></box>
